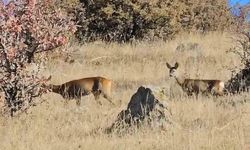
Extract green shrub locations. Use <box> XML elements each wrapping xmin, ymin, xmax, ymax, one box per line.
<box><xmin>75</xmin><ymin>0</ymin><xmax>234</xmax><ymax>42</ymax></box>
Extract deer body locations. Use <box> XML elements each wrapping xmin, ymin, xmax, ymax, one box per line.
<box><xmin>166</xmin><ymin>62</ymin><xmax>224</xmax><ymax>97</ymax></box>
<box><xmin>48</xmin><ymin>76</ymin><xmax>113</xmax><ymax>105</ymax></box>
<box><xmin>177</xmin><ymin>78</ymin><xmax>224</xmax><ymax>96</ymax></box>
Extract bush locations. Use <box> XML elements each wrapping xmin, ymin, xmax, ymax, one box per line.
<box><xmin>75</xmin><ymin>0</ymin><xmax>234</xmax><ymax>42</ymax></box>
<box><xmin>226</xmin><ymin>32</ymin><xmax>250</xmax><ymax>94</ymax></box>
<box><xmin>224</xmin><ymin>3</ymin><xmax>250</xmax><ymax>94</ymax></box>
<box><xmin>0</xmin><ymin>0</ymin><xmax>76</xmax><ymax>116</ymax></box>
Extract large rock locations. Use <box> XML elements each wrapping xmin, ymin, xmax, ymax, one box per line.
<box><xmin>106</xmin><ymin>86</ymin><xmax>170</xmax><ymax>134</ymax></box>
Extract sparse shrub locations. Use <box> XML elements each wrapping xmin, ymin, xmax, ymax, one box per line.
<box><xmin>226</xmin><ymin>32</ymin><xmax>250</xmax><ymax>94</ymax></box>
<box><xmin>225</xmin><ymin>4</ymin><xmax>250</xmax><ymax>94</ymax></box>
<box><xmin>0</xmin><ymin>0</ymin><xmax>76</xmax><ymax>116</ymax></box>
<box><xmin>75</xmin><ymin>0</ymin><xmax>234</xmax><ymax>42</ymax></box>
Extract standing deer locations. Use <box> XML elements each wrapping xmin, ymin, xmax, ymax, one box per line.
<box><xmin>45</xmin><ymin>76</ymin><xmax>114</xmax><ymax>106</ymax></box>
<box><xmin>166</xmin><ymin>62</ymin><xmax>224</xmax><ymax>97</ymax></box>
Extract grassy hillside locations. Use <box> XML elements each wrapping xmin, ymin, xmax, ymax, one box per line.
<box><xmin>0</xmin><ymin>33</ymin><xmax>249</xmax><ymax>150</ymax></box>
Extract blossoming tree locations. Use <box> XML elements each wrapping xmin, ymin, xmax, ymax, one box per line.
<box><xmin>0</xmin><ymin>0</ymin><xmax>76</xmax><ymax>116</ymax></box>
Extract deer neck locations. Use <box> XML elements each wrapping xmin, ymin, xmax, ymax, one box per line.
<box><xmin>174</xmin><ymin>75</ymin><xmax>186</xmax><ymax>86</ymax></box>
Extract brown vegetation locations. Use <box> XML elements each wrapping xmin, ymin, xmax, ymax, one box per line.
<box><xmin>0</xmin><ymin>0</ymin><xmax>249</xmax><ymax>149</ymax></box>
<box><xmin>225</xmin><ymin>32</ymin><xmax>250</xmax><ymax>94</ymax></box>
<box><xmin>0</xmin><ymin>33</ymin><xmax>249</xmax><ymax>149</ymax></box>
<box><xmin>75</xmin><ymin>0</ymin><xmax>233</xmax><ymax>42</ymax></box>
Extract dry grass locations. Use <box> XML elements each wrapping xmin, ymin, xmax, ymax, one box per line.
<box><xmin>0</xmin><ymin>32</ymin><xmax>250</xmax><ymax>150</ymax></box>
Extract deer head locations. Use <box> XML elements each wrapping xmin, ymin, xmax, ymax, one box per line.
<box><xmin>166</xmin><ymin>62</ymin><xmax>179</xmax><ymax>78</ymax></box>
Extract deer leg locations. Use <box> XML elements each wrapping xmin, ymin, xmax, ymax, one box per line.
<box><xmin>103</xmin><ymin>93</ymin><xmax>115</xmax><ymax>105</ymax></box>
<box><xmin>62</xmin><ymin>93</ymin><xmax>70</xmax><ymax>106</ymax></box>
<box><xmin>64</xmin><ymin>99</ymin><xmax>69</xmax><ymax>106</ymax></box>
<box><xmin>93</xmin><ymin>92</ymin><xmax>102</xmax><ymax>105</ymax></box>
<box><xmin>76</xmin><ymin>95</ymin><xmax>82</xmax><ymax>106</ymax></box>
<box><xmin>194</xmin><ymin>92</ymin><xmax>199</xmax><ymax>100</ymax></box>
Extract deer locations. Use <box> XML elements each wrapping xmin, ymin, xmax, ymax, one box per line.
<box><xmin>44</xmin><ymin>76</ymin><xmax>114</xmax><ymax>106</ymax></box>
<box><xmin>166</xmin><ymin>62</ymin><xmax>225</xmax><ymax>97</ymax></box>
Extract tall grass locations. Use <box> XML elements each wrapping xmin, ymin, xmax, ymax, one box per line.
<box><xmin>0</xmin><ymin>32</ymin><xmax>249</xmax><ymax>150</ymax></box>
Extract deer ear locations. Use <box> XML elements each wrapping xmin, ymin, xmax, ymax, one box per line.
<box><xmin>166</xmin><ymin>62</ymin><xmax>171</xmax><ymax>69</ymax></box>
<box><xmin>174</xmin><ymin>62</ymin><xmax>179</xmax><ymax>68</ymax></box>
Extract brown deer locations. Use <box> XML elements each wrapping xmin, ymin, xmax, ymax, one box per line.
<box><xmin>166</xmin><ymin>62</ymin><xmax>224</xmax><ymax>97</ymax></box>
<box><xmin>45</xmin><ymin>76</ymin><xmax>114</xmax><ymax>106</ymax></box>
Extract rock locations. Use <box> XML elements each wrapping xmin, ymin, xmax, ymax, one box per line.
<box><xmin>106</xmin><ymin>86</ymin><xmax>171</xmax><ymax>134</ymax></box>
